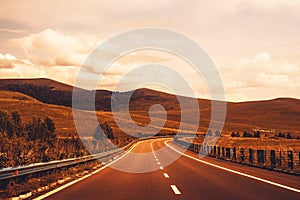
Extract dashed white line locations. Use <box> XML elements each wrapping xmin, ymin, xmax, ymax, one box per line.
<box><xmin>157</xmin><ymin>162</ymin><xmax>161</xmax><ymax>165</ymax></box>
<box><xmin>163</xmin><ymin>173</ymin><xmax>169</xmax><ymax>178</ymax></box>
<box><xmin>170</xmin><ymin>185</ymin><xmax>181</xmax><ymax>195</ymax></box>
<box><xmin>165</xmin><ymin>141</ymin><xmax>300</xmax><ymax>194</ymax></box>
<box><xmin>155</xmin><ymin>158</ymin><xmax>159</xmax><ymax>161</ymax></box>
<box><xmin>159</xmin><ymin>166</ymin><xmax>164</xmax><ymax>170</ymax></box>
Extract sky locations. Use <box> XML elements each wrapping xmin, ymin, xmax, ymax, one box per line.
<box><xmin>0</xmin><ymin>0</ymin><xmax>300</xmax><ymax>102</ymax></box>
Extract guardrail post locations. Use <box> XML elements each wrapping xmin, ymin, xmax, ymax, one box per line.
<box><xmin>225</xmin><ymin>148</ymin><xmax>231</xmax><ymax>159</ymax></box>
<box><xmin>249</xmin><ymin>149</ymin><xmax>254</xmax><ymax>164</ymax></box>
<box><xmin>287</xmin><ymin>150</ymin><xmax>294</xmax><ymax>169</ymax></box>
<box><xmin>174</xmin><ymin>137</ymin><xmax>300</xmax><ymax>174</ymax></box>
<box><xmin>240</xmin><ymin>148</ymin><xmax>245</xmax><ymax>162</ymax></box>
<box><xmin>209</xmin><ymin>146</ymin><xmax>213</xmax><ymax>156</ymax></box>
<box><xmin>277</xmin><ymin>150</ymin><xmax>283</xmax><ymax>167</ymax></box>
<box><xmin>232</xmin><ymin>147</ymin><xmax>236</xmax><ymax>161</ymax></box>
<box><xmin>257</xmin><ymin>150</ymin><xmax>265</xmax><ymax>165</ymax></box>
<box><xmin>270</xmin><ymin>150</ymin><xmax>276</xmax><ymax>168</ymax></box>
<box><xmin>213</xmin><ymin>146</ymin><xmax>217</xmax><ymax>157</ymax></box>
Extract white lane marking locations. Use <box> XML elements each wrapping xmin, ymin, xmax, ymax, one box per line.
<box><xmin>163</xmin><ymin>173</ymin><xmax>169</xmax><ymax>178</ymax></box>
<box><xmin>150</xmin><ymin>140</ymin><xmax>156</xmax><ymax>157</ymax></box>
<box><xmin>34</xmin><ymin>142</ymin><xmax>141</xmax><ymax>200</ymax></box>
<box><xmin>170</xmin><ymin>185</ymin><xmax>181</xmax><ymax>195</ymax></box>
<box><xmin>165</xmin><ymin>141</ymin><xmax>300</xmax><ymax>194</ymax></box>
<box><xmin>151</xmin><ymin>140</ymin><xmax>165</xmax><ymax>171</ymax></box>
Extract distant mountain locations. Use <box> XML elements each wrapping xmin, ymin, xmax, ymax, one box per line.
<box><xmin>0</xmin><ymin>78</ymin><xmax>299</xmax><ymax>134</ymax></box>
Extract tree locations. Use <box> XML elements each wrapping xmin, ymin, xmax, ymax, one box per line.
<box><xmin>45</xmin><ymin>117</ymin><xmax>55</xmax><ymax>134</ymax></box>
<box><xmin>93</xmin><ymin>125</ymin><xmax>104</xmax><ymax>140</ymax></box>
<box><xmin>94</xmin><ymin>122</ymin><xmax>114</xmax><ymax>140</ymax></box>
<box><xmin>207</xmin><ymin>129</ymin><xmax>212</xmax><ymax>136</ymax></box>
<box><xmin>253</xmin><ymin>131</ymin><xmax>261</xmax><ymax>138</ymax></box>
<box><xmin>0</xmin><ymin>110</ymin><xmax>15</xmax><ymax>138</ymax></box>
<box><xmin>137</xmin><ymin>132</ymin><xmax>143</xmax><ymax>138</ymax></box>
<box><xmin>243</xmin><ymin>131</ymin><xmax>253</xmax><ymax>138</ymax></box>
<box><xmin>231</xmin><ymin>132</ymin><xmax>240</xmax><ymax>137</ymax></box>
<box><xmin>0</xmin><ymin>110</ymin><xmax>9</xmax><ymax>134</ymax></box>
<box><xmin>11</xmin><ymin>111</ymin><xmax>21</xmax><ymax>125</ymax></box>
<box><xmin>278</xmin><ymin>132</ymin><xmax>286</xmax><ymax>138</ymax></box>
<box><xmin>101</xmin><ymin>122</ymin><xmax>114</xmax><ymax>139</ymax></box>
<box><xmin>231</xmin><ymin>132</ymin><xmax>236</xmax><ymax>137</ymax></box>
<box><xmin>6</xmin><ymin>120</ymin><xmax>15</xmax><ymax>139</ymax></box>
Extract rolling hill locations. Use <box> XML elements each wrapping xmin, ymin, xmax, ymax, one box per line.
<box><xmin>0</xmin><ymin>78</ymin><xmax>299</xmax><ymax>136</ymax></box>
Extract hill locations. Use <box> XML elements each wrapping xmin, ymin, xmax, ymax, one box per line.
<box><xmin>0</xmin><ymin>78</ymin><xmax>299</xmax><ymax>135</ymax></box>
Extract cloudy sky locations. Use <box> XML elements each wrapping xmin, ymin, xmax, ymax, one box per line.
<box><xmin>0</xmin><ymin>0</ymin><xmax>299</xmax><ymax>101</ymax></box>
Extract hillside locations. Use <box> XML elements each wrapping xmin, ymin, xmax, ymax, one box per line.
<box><xmin>0</xmin><ymin>78</ymin><xmax>300</xmax><ymax>135</ymax></box>
<box><xmin>0</xmin><ymin>78</ymin><xmax>74</xmax><ymax>91</ymax></box>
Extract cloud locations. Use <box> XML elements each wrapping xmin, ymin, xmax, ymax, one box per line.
<box><xmin>0</xmin><ymin>53</ymin><xmax>32</xmax><ymax>68</ymax></box>
<box><xmin>1</xmin><ymin>1</ymin><xmax>300</xmax><ymax>101</ymax></box>
<box><xmin>11</xmin><ymin>29</ymin><xmax>97</xmax><ymax>67</ymax></box>
<box><xmin>0</xmin><ymin>28</ymin><xmax>26</xmax><ymax>33</ymax></box>
<box><xmin>221</xmin><ymin>52</ymin><xmax>300</xmax><ymax>101</ymax></box>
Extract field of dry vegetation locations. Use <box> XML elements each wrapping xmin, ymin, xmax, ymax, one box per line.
<box><xmin>0</xmin><ymin>78</ymin><xmax>299</xmax><ymax>163</ymax></box>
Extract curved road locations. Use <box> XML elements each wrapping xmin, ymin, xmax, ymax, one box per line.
<box><xmin>37</xmin><ymin>138</ymin><xmax>300</xmax><ymax>200</ymax></box>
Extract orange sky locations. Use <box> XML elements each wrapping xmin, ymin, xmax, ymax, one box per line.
<box><xmin>0</xmin><ymin>0</ymin><xmax>300</xmax><ymax>101</ymax></box>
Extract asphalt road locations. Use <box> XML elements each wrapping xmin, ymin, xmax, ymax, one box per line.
<box><xmin>40</xmin><ymin>138</ymin><xmax>300</xmax><ymax>200</ymax></box>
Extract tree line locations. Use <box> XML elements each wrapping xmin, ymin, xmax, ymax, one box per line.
<box><xmin>0</xmin><ymin>110</ymin><xmax>87</xmax><ymax>168</ymax></box>
<box><xmin>230</xmin><ymin>131</ymin><xmax>297</xmax><ymax>139</ymax></box>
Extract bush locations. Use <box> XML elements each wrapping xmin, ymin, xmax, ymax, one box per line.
<box><xmin>231</xmin><ymin>132</ymin><xmax>240</xmax><ymax>137</ymax></box>
<box><xmin>253</xmin><ymin>131</ymin><xmax>261</xmax><ymax>138</ymax></box>
<box><xmin>243</xmin><ymin>131</ymin><xmax>253</xmax><ymax>138</ymax></box>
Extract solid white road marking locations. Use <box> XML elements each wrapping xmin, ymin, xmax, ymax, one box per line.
<box><xmin>170</xmin><ymin>185</ymin><xmax>181</xmax><ymax>195</ymax></box>
<box><xmin>150</xmin><ymin>141</ymin><xmax>156</xmax><ymax>156</ymax></box>
<box><xmin>165</xmin><ymin>141</ymin><xmax>300</xmax><ymax>194</ymax></box>
<box><xmin>159</xmin><ymin>166</ymin><xmax>164</xmax><ymax>170</ymax></box>
<box><xmin>163</xmin><ymin>173</ymin><xmax>169</xmax><ymax>178</ymax></box>
<box><xmin>34</xmin><ymin>142</ymin><xmax>141</xmax><ymax>200</ymax></box>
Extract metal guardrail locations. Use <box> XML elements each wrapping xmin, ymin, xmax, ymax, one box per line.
<box><xmin>0</xmin><ymin>138</ymin><xmax>143</xmax><ymax>181</ymax></box>
<box><xmin>174</xmin><ymin>137</ymin><xmax>300</xmax><ymax>175</ymax></box>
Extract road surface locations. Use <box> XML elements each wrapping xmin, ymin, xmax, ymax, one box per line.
<box><xmin>37</xmin><ymin>138</ymin><xmax>300</xmax><ymax>200</ymax></box>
